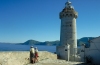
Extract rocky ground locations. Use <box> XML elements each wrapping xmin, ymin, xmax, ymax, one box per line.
<box><xmin>0</xmin><ymin>51</ymin><xmax>84</xmax><ymax>65</ymax></box>
<box><xmin>28</xmin><ymin>59</ymin><xmax>85</xmax><ymax>65</ymax></box>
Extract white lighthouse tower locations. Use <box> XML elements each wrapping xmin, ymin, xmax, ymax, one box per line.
<box><xmin>57</xmin><ymin>0</ymin><xmax>78</xmax><ymax>61</ymax></box>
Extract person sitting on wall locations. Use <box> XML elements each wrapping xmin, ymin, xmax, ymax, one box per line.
<box><xmin>30</xmin><ymin>46</ymin><xmax>35</xmax><ymax>64</ymax></box>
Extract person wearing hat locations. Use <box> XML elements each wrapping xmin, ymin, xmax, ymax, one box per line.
<box><xmin>30</xmin><ymin>46</ymin><xmax>35</xmax><ymax>64</ymax></box>
<box><xmin>34</xmin><ymin>47</ymin><xmax>39</xmax><ymax>62</ymax></box>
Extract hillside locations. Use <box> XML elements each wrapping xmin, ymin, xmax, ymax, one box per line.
<box><xmin>0</xmin><ymin>37</ymin><xmax>96</xmax><ymax>46</ymax></box>
<box><xmin>21</xmin><ymin>37</ymin><xmax>95</xmax><ymax>46</ymax></box>
<box><xmin>77</xmin><ymin>37</ymin><xmax>95</xmax><ymax>47</ymax></box>
<box><xmin>20</xmin><ymin>40</ymin><xmax>60</xmax><ymax>46</ymax></box>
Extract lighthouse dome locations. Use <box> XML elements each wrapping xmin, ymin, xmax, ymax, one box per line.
<box><xmin>65</xmin><ymin>1</ymin><xmax>74</xmax><ymax>9</ymax></box>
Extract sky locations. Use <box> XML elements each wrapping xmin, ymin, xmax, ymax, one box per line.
<box><xmin>0</xmin><ymin>0</ymin><xmax>100</xmax><ymax>43</ymax></box>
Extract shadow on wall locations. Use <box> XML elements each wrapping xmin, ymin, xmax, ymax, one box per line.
<box><xmin>75</xmin><ymin>63</ymin><xmax>86</xmax><ymax>65</ymax></box>
<box><xmin>75</xmin><ymin>63</ymin><xmax>97</xmax><ymax>65</ymax></box>
<box><xmin>75</xmin><ymin>63</ymin><xmax>87</xmax><ymax>65</ymax></box>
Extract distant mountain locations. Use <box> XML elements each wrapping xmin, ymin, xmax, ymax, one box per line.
<box><xmin>20</xmin><ymin>40</ymin><xmax>60</xmax><ymax>46</ymax></box>
<box><xmin>19</xmin><ymin>37</ymin><xmax>95</xmax><ymax>46</ymax></box>
<box><xmin>21</xmin><ymin>40</ymin><xmax>40</xmax><ymax>45</ymax></box>
<box><xmin>0</xmin><ymin>37</ymin><xmax>96</xmax><ymax>51</ymax></box>
<box><xmin>0</xmin><ymin>37</ymin><xmax>96</xmax><ymax>47</ymax></box>
<box><xmin>77</xmin><ymin>37</ymin><xmax>95</xmax><ymax>47</ymax></box>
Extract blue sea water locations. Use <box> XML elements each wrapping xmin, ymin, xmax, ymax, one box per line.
<box><xmin>0</xmin><ymin>43</ymin><xmax>56</xmax><ymax>52</ymax></box>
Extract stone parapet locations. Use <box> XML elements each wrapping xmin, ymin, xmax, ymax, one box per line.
<box><xmin>59</xmin><ymin>8</ymin><xmax>78</xmax><ymax>19</ymax></box>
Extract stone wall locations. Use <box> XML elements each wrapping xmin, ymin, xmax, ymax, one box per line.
<box><xmin>0</xmin><ymin>51</ymin><xmax>57</xmax><ymax>65</ymax></box>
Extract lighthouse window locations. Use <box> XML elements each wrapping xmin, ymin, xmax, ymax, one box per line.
<box><xmin>68</xmin><ymin>15</ymin><xmax>70</xmax><ymax>17</ymax></box>
<box><xmin>74</xmin><ymin>14</ymin><xmax>75</xmax><ymax>17</ymax></box>
<box><xmin>66</xmin><ymin>14</ymin><xmax>68</xmax><ymax>16</ymax></box>
<box><xmin>70</xmin><ymin>25</ymin><xmax>71</xmax><ymax>27</ymax></box>
<box><xmin>70</xmin><ymin>14</ymin><xmax>72</xmax><ymax>16</ymax></box>
<box><xmin>65</xmin><ymin>49</ymin><xmax>67</xmax><ymax>51</ymax></box>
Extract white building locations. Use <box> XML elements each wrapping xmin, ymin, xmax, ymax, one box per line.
<box><xmin>80</xmin><ymin>36</ymin><xmax>100</xmax><ymax>64</ymax></box>
<box><xmin>56</xmin><ymin>0</ymin><xmax>78</xmax><ymax>61</ymax></box>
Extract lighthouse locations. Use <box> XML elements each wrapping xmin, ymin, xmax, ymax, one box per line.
<box><xmin>57</xmin><ymin>0</ymin><xmax>78</xmax><ymax>61</ymax></box>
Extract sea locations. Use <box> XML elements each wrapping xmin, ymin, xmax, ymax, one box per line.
<box><xmin>0</xmin><ymin>43</ymin><xmax>56</xmax><ymax>52</ymax></box>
